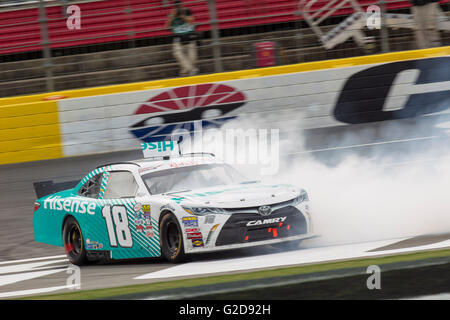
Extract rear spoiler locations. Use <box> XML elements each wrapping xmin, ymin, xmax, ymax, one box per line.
<box><xmin>33</xmin><ymin>180</ymin><xmax>79</xmax><ymax>199</ymax></box>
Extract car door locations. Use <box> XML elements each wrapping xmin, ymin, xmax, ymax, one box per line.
<box><xmin>99</xmin><ymin>170</ymin><xmax>160</xmax><ymax>259</ymax></box>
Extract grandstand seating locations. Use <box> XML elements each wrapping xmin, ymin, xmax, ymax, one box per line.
<box><xmin>0</xmin><ymin>0</ymin><xmax>442</xmax><ymax>54</ymax></box>
<box><xmin>2</xmin><ymin>0</ymin><xmax>448</xmax><ymax>55</ymax></box>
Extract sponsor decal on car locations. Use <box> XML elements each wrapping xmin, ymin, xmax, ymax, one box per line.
<box><xmin>43</xmin><ymin>196</ymin><xmax>96</xmax><ymax>215</ymax></box>
<box><xmin>246</xmin><ymin>216</ymin><xmax>287</xmax><ymax>227</ymax></box>
<box><xmin>142</xmin><ymin>205</ymin><xmax>151</xmax><ymax>213</ymax></box>
<box><xmin>138</xmin><ymin>163</ymin><xmax>164</xmax><ymax>174</ymax></box>
<box><xmin>191</xmin><ymin>238</ymin><xmax>204</xmax><ymax>247</ymax></box>
<box><xmin>133</xmin><ymin>203</ymin><xmax>142</xmax><ymax>212</ymax></box>
<box><xmin>86</xmin><ymin>239</ymin><xmax>103</xmax><ymax>250</ymax></box>
<box><xmin>182</xmin><ymin>216</ymin><xmax>199</xmax><ymax>227</ymax></box>
<box><xmin>141</xmin><ymin>141</ymin><xmax>177</xmax><ymax>158</ymax></box>
<box><xmin>186</xmin><ymin>232</ymin><xmax>203</xmax><ymax>239</ymax></box>
<box><xmin>169</xmin><ymin>160</ymin><xmax>199</xmax><ymax>168</ymax></box>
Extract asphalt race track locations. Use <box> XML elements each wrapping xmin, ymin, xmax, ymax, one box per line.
<box><xmin>0</xmin><ymin>115</ymin><xmax>450</xmax><ymax>298</ymax></box>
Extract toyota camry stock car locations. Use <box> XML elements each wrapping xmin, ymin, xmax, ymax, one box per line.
<box><xmin>33</xmin><ymin>141</ymin><xmax>314</xmax><ymax>265</ymax></box>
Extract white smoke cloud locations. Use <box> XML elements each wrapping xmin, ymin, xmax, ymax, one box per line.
<box><xmin>276</xmin><ymin>151</ymin><xmax>450</xmax><ymax>247</ymax></box>
<box><xmin>271</xmin><ymin>115</ymin><xmax>450</xmax><ymax>247</ymax></box>
<box><xmin>183</xmin><ymin>113</ymin><xmax>450</xmax><ymax>248</ymax></box>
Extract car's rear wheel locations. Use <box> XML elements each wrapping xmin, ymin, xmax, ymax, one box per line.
<box><xmin>159</xmin><ymin>213</ymin><xmax>187</xmax><ymax>263</ymax></box>
<box><xmin>62</xmin><ymin>216</ymin><xmax>87</xmax><ymax>266</ymax></box>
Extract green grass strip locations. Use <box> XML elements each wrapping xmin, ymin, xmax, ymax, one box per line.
<box><xmin>22</xmin><ymin>248</ymin><xmax>450</xmax><ymax>300</ymax></box>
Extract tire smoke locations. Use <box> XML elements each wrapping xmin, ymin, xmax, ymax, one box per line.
<box><xmin>272</xmin><ymin>117</ymin><xmax>450</xmax><ymax>247</ymax></box>
<box><xmin>184</xmin><ymin>114</ymin><xmax>450</xmax><ymax>248</ymax></box>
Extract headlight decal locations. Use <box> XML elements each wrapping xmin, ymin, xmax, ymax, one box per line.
<box><xmin>292</xmin><ymin>190</ymin><xmax>309</xmax><ymax>206</ymax></box>
<box><xmin>182</xmin><ymin>206</ymin><xmax>229</xmax><ymax>216</ymax></box>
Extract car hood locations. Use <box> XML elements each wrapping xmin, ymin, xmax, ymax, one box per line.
<box><xmin>163</xmin><ymin>183</ymin><xmax>301</xmax><ymax>208</ymax></box>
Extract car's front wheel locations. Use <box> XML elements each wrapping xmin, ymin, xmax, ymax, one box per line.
<box><xmin>62</xmin><ymin>216</ymin><xmax>87</xmax><ymax>266</ymax></box>
<box><xmin>159</xmin><ymin>213</ymin><xmax>187</xmax><ymax>263</ymax></box>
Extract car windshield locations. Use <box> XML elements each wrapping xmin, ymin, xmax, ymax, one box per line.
<box><xmin>141</xmin><ymin>163</ymin><xmax>246</xmax><ymax>195</ymax></box>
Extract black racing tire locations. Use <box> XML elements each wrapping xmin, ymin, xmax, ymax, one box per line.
<box><xmin>62</xmin><ymin>216</ymin><xmax>88</xmax><ymax>266</ymax></box>
<box><xmin>271</xmin><ymin>239</ymin><xmax>302</xmax><ymax>251</ymax></box>
<box><xmin>159</xmin><ymin>213</ymin><xmax>187</xmax><ymax>263</ymax></box>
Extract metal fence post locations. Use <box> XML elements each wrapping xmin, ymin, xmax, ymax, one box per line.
<box><xmin>379</xmin><ymin>0</ymin><xmax>390</xmax><ymax>53</ymax></box>
<box><xmin>207</xmin><ymin>0</ymin><xmax>223</xmax><ymax>73</ymax></box>
<box><xmin>294</xmin><ymin>9</ymin><xmax>304</xmax><ymax>63</ymax></box>
<box><xmin>61</xmin><ymin>0</ymin><xmax>69</xmax><ymax>18</ymax></box>
<box><xmin>38</xmin><ymin>0</ymin><xmax>54</xmax><ymax>92</ymax></box>
<box><xmin>125</xmin><ymin>0</ymin><xmax>140</xmax><ymax>82</ymax></box>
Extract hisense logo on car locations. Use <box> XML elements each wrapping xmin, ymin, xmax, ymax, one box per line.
<box><xmin>246</xmin><ymin>217</ymin><xmax>286</xmax><ymax>227</ymax></box>
<box><xmin>130</xmin><ymin>83</ymin><xmax>246</xmax><ymax>142</ymax></box>
<box><xmin>43</xmin><ymin>196</ymin><xmax>96</xmax><ymax>215</ymax></box>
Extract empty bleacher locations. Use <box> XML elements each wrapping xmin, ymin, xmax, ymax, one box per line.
<box><xmin>0</xmin><ymin>0</ymin><xmax>449</xmax><ymax>97</ymax></box>
<box><xmin>0</xmin><ymin>0</ymin><xmax>437</xmax><ymax>55</ymax></box>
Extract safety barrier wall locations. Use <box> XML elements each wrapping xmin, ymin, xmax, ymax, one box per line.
<box><xmin>0</xmin><ymin>46</ymin><xmax>449</xmax><ymax>165</ymax></box>
<box><xmin>0</xmin><ymin>99</ymin><xmax>62</xmax><ymax>165</ymax></box>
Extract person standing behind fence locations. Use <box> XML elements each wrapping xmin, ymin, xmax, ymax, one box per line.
<box><xmin>409</xmin><ymin>0</ymin><xmax>442</xmax><ymax>49</ymax></box>
<box><xmin>166</xmin><ymin>0</ymin><xmax>199</xmax><ymax>77</ymax></box>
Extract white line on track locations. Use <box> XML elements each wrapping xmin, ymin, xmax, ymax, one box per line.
<box><xmin>0</xmin><ymin>259</ymin><xmax>69</xmax><ymax>294</ymax></box>
<box><xmin>0</xmin><ymin>284</ymin><xmax>77</xmax><ymax>299</ymax></box>
<box><xmin>0</xmin><ymin>269</ymin><xmax>67</xmax><ymax>289</ymax></box>
<box><xmin>0</xmin><ymin>255</ymin><xmax>66</xmax><ymax>266</ymax></box>
<box><xmin>0</xmin><ymin>259</ymin><xmax>68</xmax><ymax>275</ymax></box>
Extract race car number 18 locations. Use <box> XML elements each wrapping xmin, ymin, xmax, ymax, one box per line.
<box><xmin>102</xmin><ymin>205</ymin><xmax>133</xmax><ymax>248</ymax></box>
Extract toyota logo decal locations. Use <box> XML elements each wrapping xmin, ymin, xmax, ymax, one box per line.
<box><xmin>258</xmin><ymin>205</ymin><xmax>272</xmax><ymax>216</ymax></box>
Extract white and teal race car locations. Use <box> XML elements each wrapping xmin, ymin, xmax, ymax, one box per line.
<box><xmin>33</xmin><ymin>142</ymin><xmax>314</xmax><ymax>265</ymax></box>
